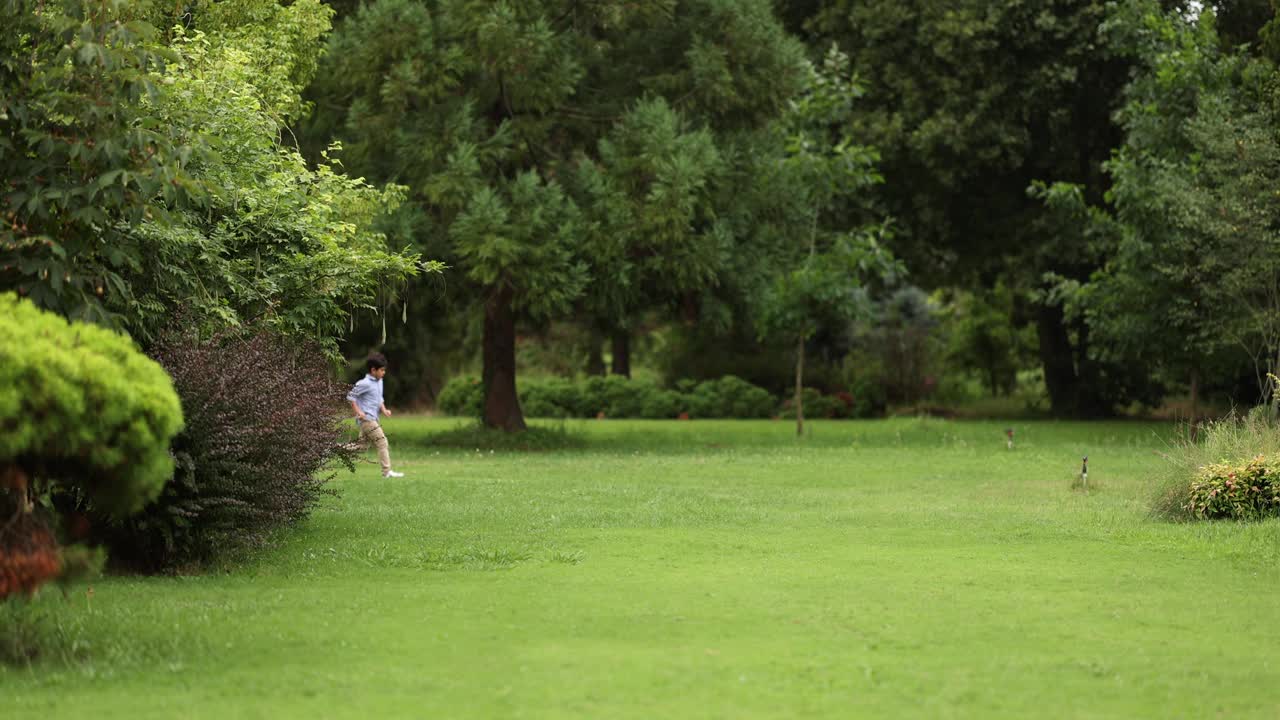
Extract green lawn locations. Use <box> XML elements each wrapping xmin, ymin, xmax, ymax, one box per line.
<box><xmin>4</xmin><ymin>417</ymin><xmax>1280</xmax><ymax>718</ymax></box>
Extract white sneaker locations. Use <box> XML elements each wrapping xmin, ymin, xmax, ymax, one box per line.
<box><xmin>382</xmin><ymin>470</ymin><xmax>404</xmax><ymax>478</ymax></box>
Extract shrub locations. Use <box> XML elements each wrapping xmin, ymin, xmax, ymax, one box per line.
<box><xmin>0</xmin><ymin>293</ymin><xmax>184</xmax><ymax>518</ymax></box>
<box><xmin>521</xmin><ymin>378</ymin><xmax>583</xmax><ymax>418</ymax></box>
<box><xmin>1154</xmin><ymin>408</ymin><xmax>1280</xmax><ymax>521</ymax></box>
<box><xmin>639</xmin><ymin>389</ymin><xmax>682</xmax><ymax>419</ymax></box>
<box><xmin>437</xmin><ymin>376</ymin><xmax>484</xmax><ymax>418</ymax></box>
<box><xmin>684</xmin><ymin>375</ymin><xmax>776</xmax><ymax>418</ymax></box>
<box><xmin>1183</xmin><ymin>456</ymin><xmax>1280</xmax><ymax>520</ymax></box>
<box><xmin>437</xmin><ymin>374</ymin><xmax>778</xmax><ymax>420</ymax></box>
<box><xmin>590</xmin><ymin>376</ymin><xmax>652</xmax><ymax>417</ymax></box>
<box><xmin>780</xmin><ymin>387</ymin><xmax>843</xmax><ymax>419</ymax></box>
<box><xmin>0</xmin><ymin>293</ymin><xmax>182</xmax><ymax>598</ymax></box>
<box><xmin>0</xmin><ymin>514</ymin><xmax>61</xmax><ymax>601</ymax></box>
<box><xmin>99</xmin><ymin>328</ymin><xmax>349</xmax><ymax>572</ymax></box>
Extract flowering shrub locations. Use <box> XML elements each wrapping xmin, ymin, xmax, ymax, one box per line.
<box><xmin>1184</xmin><ymin>456</ymin><xmax>1280</xmax><ymax>521</ymax></box>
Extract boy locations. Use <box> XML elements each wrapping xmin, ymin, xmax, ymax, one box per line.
<box><xmin>346</xmin><ymin>352</ymin><xmax>404</xmax><ymax>478</ymax></box>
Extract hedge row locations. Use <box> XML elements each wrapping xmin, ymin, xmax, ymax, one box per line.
<box><xmin>436</xmin><ymin>375</ymin><xmax>875</xmax><ymax>419</ymax></box>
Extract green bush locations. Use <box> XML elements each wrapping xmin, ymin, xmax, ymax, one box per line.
<box><xmin>639</xmin><ymin>389</ymin><xmax>683</xmax><ymax>419</ymax></box>
<box><xmin>0</xmin><ymin>293</ymin><xmax>183</xmax><ymax>517</ymax></box>
<box><xmin>521</xmin><ymin>378</ymin><xmax>583</xmax><ymax>418</ymax></box>
<box><xmin>1183</xmin><ymin>456</ymin><xmax>1280</xmax><ymax>520</ymax></box>
<box><xmin>844</xmin><ymin>375</ymin><xmax>887</xmax><ymax>417</ymax></box>
<box><xmin>686</xmin><ymin>375</ymin><xmax>776</xmax><ymax>418</ymax></box>
<box><xmin>780</xmin><ymin>388</ymin><xmax>843</xmax><ymax>419</ymax></box>
<box><xmin>436</xmin><ymin>374</ymin><xmax>778</xmax><ymax>419</ymax></box>
<box><xmin>437</xmin><ymin>376</ymin><xmax>485</xmax><ymax>418</ymax></box>
<box><xmin>1155</xmin><ymin>408</ymin><xmax>1280</xmax><ymax>521</ymax></box>
<box><xmin>589</xmin><ymin>376</ymin><xmax>651</xmax><ymax>418</ymax></box>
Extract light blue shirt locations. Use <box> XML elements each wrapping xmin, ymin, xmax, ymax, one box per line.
<box><xmin>347</xmin><ymin>374</ymin><xmax>384</xmax><ymax>426</ymax></box>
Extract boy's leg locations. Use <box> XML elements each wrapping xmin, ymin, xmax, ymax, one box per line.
<box><xmin>368</xmin><ymin>423</ymin><xmax>392</xmax><ymax>475</ymax></box>
<box><xmin>344</xmin><ymin>421</ymin><xmax>372</xmax><ymax>453</ymax></box>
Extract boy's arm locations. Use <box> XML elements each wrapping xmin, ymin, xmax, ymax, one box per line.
<box><xmin>380</xmin><ymin>402</ymin><xmax>392</xmax><ymax>417</ymax></box>
<box><xmin>347</xmin><ymin>381</ymin><xmax>370</xmax><ymax>422</ymax></box>
<box><xmin>350</xmin><ymin>398</ymin><xmax>369</xmax><ymax>422</ymax></box>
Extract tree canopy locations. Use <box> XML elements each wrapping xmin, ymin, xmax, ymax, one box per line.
<box><xmin>1</xmin><ymin>0</ymin><xmax>431</xmax><ymax>351</ymax></box>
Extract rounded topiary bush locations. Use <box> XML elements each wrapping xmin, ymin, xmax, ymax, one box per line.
<box><xmin>0</xmin><ymin>293</ymin><xmax>183</xmax><ymax>517</ymax></box>
<box><xmin>639</xmin><ymin>389</ymin><xmax>682</xmax><ymax>419</ymax></box>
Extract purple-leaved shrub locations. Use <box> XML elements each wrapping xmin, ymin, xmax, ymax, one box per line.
<box><xmin>99</xmin><ymin>329</ymin><xmax>352</xmax><ymax>572</ymax></box>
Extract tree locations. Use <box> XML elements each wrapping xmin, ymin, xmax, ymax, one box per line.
<box><xmin>757</xmin><ymin>47</ymin><xmax>899</xmax><ymax>435</ymax></box>
<box><xmin>1</xmin><ymin>1</ymin><xmax>204</xmax><ymax>327</ymax></box>
<box><xmin>1047</xmin><ymin>1</ymin><xmax>1280</xmax><ymax>412</ymax></box>
<box><xmin>1</xmin><ymin>0</ymin><xmax>427</xmax><ymax>350</ymax></box>
<box><xmin>791</xmin><ymin>0</ymin><xmax>1144</xmax><ymax>415</ymax></box>
<box><xmin>568</xmin><ymin>96</ymin><xmax>724</xmax><ymax>378</ymax></box>
<box><xmin>301</xmin><ymin>0</ymin><xmax>807</xmax><ymax>430</ymax></box>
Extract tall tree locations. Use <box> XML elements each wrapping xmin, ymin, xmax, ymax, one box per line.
<box><xmin>1046</xmin><ymin>0</ymin><xmax>1280</xmax><ymax>411</ymax></box>
<box><xmin>790</xmin><ymin>0</ymin><xmax>1146</xmax><ymax>415</ymax></box>
<box><xmin>301</xmin><ymin>0</ymin><xmax>806</xmax><ymax>430</ymax></box>
<box><xmin>0</xmin><ymin>0</ymin><xmax>424</xmax><ymax>348</ymax></box>
<box><xmin>757</xmin><ymin>46</ymin><xmax>898</xmax><ymax>435</ymax></box>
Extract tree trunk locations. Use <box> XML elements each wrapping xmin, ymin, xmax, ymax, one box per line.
<box><xmin>1189</xmin><ymin>366</ymin><xmax>1200</xmax><ymax>424</ymax></box>
<box><xmin>1</xmin><ymin>464</ymin><xmax>30</xmax><ymax>516</ymax></box>
<box><xmin>795</xmin><ymin>335</ymin><xmax>805</xmax><ymax>437</ymax></box>
<box><xmin>585</xmin><ymin>329</ymin><xmax>605</xmax><ymax>376</ymax></box>
<box><xmin>1036</xmin><ymin>302</ymin><xmax>1080</xmax><ymax>416</ymax></box>
<box><xmin>482</xmin><ymin>284</ymin><xmax>526</xmax><ymax>432</ymax></box>
<box><xmin>611</xmin><ymin>330</ymin><xmax>631</xmax><ymax>378</ymax></box>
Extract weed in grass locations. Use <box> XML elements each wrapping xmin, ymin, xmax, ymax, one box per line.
<box><xmin>417</xmin><ymin>547</ymin><xmax>533</xmax><ymax>570</ymax></box>
<box><xmin>549</xmin><ymin>549</ymin><xmax>585</xmax><ymax>565</ymax></box>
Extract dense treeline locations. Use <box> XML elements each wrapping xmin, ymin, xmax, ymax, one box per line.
<box><xmin>297</xmin><ymin>0</ymin><xmax>1280</xmax><ymax>425</ymax></box>
<box><xmin>8</xmin><ymin>0</ymin><xmax>1280</xmax><ymax>432</ymax></box>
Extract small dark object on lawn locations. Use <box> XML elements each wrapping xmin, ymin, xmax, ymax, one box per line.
<box><xmin>1081</xmin><ymin>456</ymin><xmax>1089</xmax><ymax>489</ymax></box>
<box><xmin>1005</xmin><ymin>428</ymin><xmax>1015</xmax><ymax>450</ymax></box>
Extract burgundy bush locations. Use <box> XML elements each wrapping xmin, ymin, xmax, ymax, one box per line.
<box><xmin>100</xmin><ymin>329</ymin><xmax>353</xmax><ymax>572</ymax></box>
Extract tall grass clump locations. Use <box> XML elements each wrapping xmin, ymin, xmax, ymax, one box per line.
<box><xmin>1154</xmin><ymin>408</ymin><xmax>1280</xmax><ymax>521</ymax></box>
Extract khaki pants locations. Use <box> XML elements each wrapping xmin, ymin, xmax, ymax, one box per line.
<box><xmin>347</xmin><ymin>419</ymin><xmax>391</xmax><ymax>474</ymax></box>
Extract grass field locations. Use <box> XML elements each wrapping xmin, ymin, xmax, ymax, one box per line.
<box><xmin>4</xmin><ymin>416</ymin><xmax>1280</xmax><ymax>718</ymax></box>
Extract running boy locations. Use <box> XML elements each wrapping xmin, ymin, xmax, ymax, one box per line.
<box><xmin>346</xmin><ymin>352</ymin><xmax>404</xmax><ymax>478</ymax></box>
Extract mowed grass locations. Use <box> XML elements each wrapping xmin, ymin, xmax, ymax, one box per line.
<box><xmin>5</xmin><ymin>416</ymin><xmax>1280</xmax><ymax>718</ymax></box>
